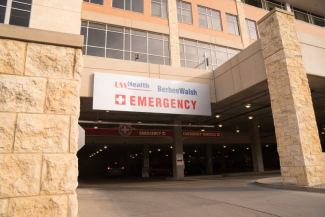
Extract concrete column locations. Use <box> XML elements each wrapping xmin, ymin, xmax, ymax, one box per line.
<box><xmin>235</xmin><ymin>0</ymin><xmax>250</xmax><ymax>48</ymax></box>
<box><xmin>0</xmin><ymin>27</ymin><xmax>83</xmax><ymax>215</ymax></box>
<box><xmin>205</xmin><ymin>144</ymin><xmax>213</xmax><ymax>174</ymax></box>
<box><xmin>249</xmin><ymin>121</ymin><xmax>265</xmax><ymax>172</ymax></box>
<box><xmin>172</xmin><ymin>120</ymin><xmax>184</xmax><ymax>179</ymax></box>
<box><xmin>285</xmin><ymin>3</ymin><xmax>292</xmax><ymax>12</ymax></box>
<box><xmin>220</xmin><ymin>148</ymin><xmax>226</xmax><ymax>170</ymax></box>
<box><xmin>258</xmin><ymin>8</ymin><xmax>325</xmax><ymax>186</ymax></box>
<box><xmin>167</xmin><ymin>0</ymin><xmax>181</xmax><ymax>67</ymax></box>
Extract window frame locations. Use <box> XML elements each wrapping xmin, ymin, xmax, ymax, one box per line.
<box><xmin>246</xmin><ymin>19</ymin><xmax>258</xmax><ymax>40</ymax></box>
<box><xmin>197</xmin><ymin>5</ymin><xmax>222</xmax><ymax>31</ymax></box>
<box><xmin>81</xmin><ymin>21</ymin><xmax>171</xmax><ymax>65</ymax></box>
<box><xmin>176</xmin><ymin>0</ymin><xmax>193</xmax><ymax>24</ymax></box>
<box><xmin>226</xmin><ymin>13</ymin><xmax>240</xmax><ymax>36</ymax></box>
<box><xmin>112</xmin><ymin>0</ymin><xmax>144</xmax><ymax>14</ymax></box>
<box><xmin>151</xmin><ymin>0</ymin><xmax>168</xmax><ymax>19</ymax></box>
<box><xmin>83</xmin><ymin>0</ymin><xmax>104</xmax><ymax>5</ymax></box>
<box><xmin>2</xmin><ymin>0</ymin><xmax>33</xmax><ymax>27</ymax></box>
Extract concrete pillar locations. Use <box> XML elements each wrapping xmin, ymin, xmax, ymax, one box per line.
<box><xmin>258</xmin><ymin>8</ymin><xmax>325</xmax><ymax>186</ymax></box>
<box><xmin>249</xmin><ymin>121</ymin><xmax>265</xmax><ymax>172</ymax></box>
<box><xmin>205</xmin><ymin>144</ymin><xmax>213</xmax><ymax>174</ymax></box>
<box><xmin>220</xmin><ymin>148</ymin><xmax>226</xmax><ymax>170</ymax></box>
<box><xmin>285</xmin><ymin>3</ymin><xmax>292</xmax><ymax>12</ymax></box>
<box><xmin>172</xmin><ymin>120</ymin><xmax>184</xmax><ymax>179</ymax></box>
<box><xmin>235</xmin><ymin>0</ymin><xmax>250</xmax><ymax>48</ymax></box>
<box><xmin>167</xmin><ymin>0</ymin><xmax>181</xmax><ymax>67</ymax></box>
<box><xmin>0</xmin><ymin>26</ymin><xmax>83</xmax><ymax>216</ymax></box>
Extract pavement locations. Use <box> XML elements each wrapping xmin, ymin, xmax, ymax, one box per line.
<box><xmin>77</xmin><ymin>173</ymin><xmax>325</xmax><ymax>217</ymax></box>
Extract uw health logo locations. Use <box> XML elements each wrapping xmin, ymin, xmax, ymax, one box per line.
<box><xmin>115</xmin><ymin>94</ymin><xmax>126</xmax><ymax>105</ymax></box>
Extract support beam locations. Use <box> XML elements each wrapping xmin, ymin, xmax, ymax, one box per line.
<box><xmin>235</xmin><ymin>0</ymin><xmax>250</xmax><ymax>48</ymax></box>
<box><xmin>172</xmin><ymin>120</ymin><xmax>184</xmax><ymax>179</ymax></box>
<box><xmin>285</xmin><ymin>3</ymin><xmax>292</xmax><ymax>12</ymax></box>
<box><xmin>205</xmin><ymin>144</ymin><xmax>213</xmax><ymax>174</ymax></box>
<box><xmin>167</xmin><ymin>0</ymin><xmax>181</xmax><ymax>66</ymax></box>
<box><xmin>258</xmin><ymin>8</ymin><xmax>325</xmax><ymax>186</ymax></box>
<box><xmin>249</xmin><ymin>121</ymin><xmax>264</xmax><ymax>172</ymax></box>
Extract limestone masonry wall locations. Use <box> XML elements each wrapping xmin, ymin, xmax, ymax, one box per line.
<box><xmin>0</xmin><ymin>39</ymin><xmax>83</xmax><ymax>216</ymax></box>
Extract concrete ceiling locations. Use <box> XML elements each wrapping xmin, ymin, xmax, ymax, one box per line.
<box><xmin>281</xmin><ymin>0</ymin><xmax>325</xmax><ymax>16</ymax></box>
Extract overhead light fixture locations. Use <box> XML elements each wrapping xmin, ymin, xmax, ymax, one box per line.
<box><xmin>247</xmin><ymin>147</ymin><xmax>249</xmax><ymax>150</ymax></box>
<box><xmin>188</xmin><ymin>123</ymin><xmax>192</xmax><ymax>126</ymax></box>
<box><xmin>258</xmin><ymin>124</ymin><xmax>260</xmax><ymax>128</ymax></box>
<box><xmin>149</xmin><ymin>151</ymin><xmax>152</xmax><ymax>153</ymax></box>
<box><xmin>106</xmin><ymin>110</ymin><xmax>109</xmax><ymax>112</ymax></box>
<box><xmin>170</xmin><ymin>146</ymin><xmax>173</xmax><ymax>149</ymax></box>
<box><xmin>201</xmin><ymin>128</ymin><xmax>205</xmax><ymax>132</ymax></box>
<box><xmin>94</xmin><ymin>126</ymin><xmax>98</xmax><ymax>129</ymax></box>
<box><xmin>215</xmin><ymin>114</ymin><xmax>220</xmax><ymax>118</ymax></box>
<box><xmin>99</xmin><ymin>149</ymin><xmax>102</xmax><ymax>152</ymax></box>
<box><xmin>97</xmin><ymin>120</ymin><xmax>102</xmax><ymax>123</ymax></box>
<box><xmin>135</xmin><ymin>154</ymin><xmax>138</xmax><ymax>156</ymax></box>
<box><xmin>218</xmin><ymin>124</ymin><xmax>223</xmax><ymax>128</ymax></box>
<box><xmin>158</xmin><ymin>149</ymin><xmax>161</xmax><ymax>152</ymax></box>
<box><xmin>266</xmin><ymin>145</ymin><xmax>269</xmax><ymax>147</ymax></box>
<box><xmin>236</xmin><ymin>129</ymin><xmax>240</xmax><ymax>133</ymax></box>
<box><xmin>183</xmin><ymin>152</ymin><xmax>185</xmax><ymax>154</ymax></box>
<box><xmin>248</xmin><ymin>116</ymin><xmax>253</xmax><ymax>120</ymax></box>
<box><xmin>322</xmin><ymin>132</ymin><xmax>324</xmax><ymax>135</ymax></box>
<box><xmin>132</xmin><ymin>157</ymin><xmax>134</xmax><ymax>159</ymax></box>
<box><xmin>223</xmin><ymin>145</ymin><xmax>226</xmax><ymax>148</ymax></box>
<box><xmin>245</xmin><ymin>103</ymin><xmax>251</xmax><ymax>108</ymax></box>
<box><xmin>166</xmin><ymin>155</ymin><xmax>168</xmax><ymax>157</ymax></box>
<box><xmin>232</xmin><ymin>149</ymin><xmax>235</xmax><ymax>152</ymax></box>
<box><xmin>189</xmin><ymin>155</ymin><xmax>192</xmax><ymax>158</ymax></box>
<box><xmin>89</xmin><ymin>156</ymin><xmax>92</xmax><ymax>158</ymax></box>
<box><xmin>137</xmin><ymin>121</ymin><xmax>142</xmax><ymax>124</ymax></box>
<box><xmin>194</xmin><ymin>150</ymin><xmax>197</xmax><ymax>153</ymax></box>
<box><xmin>96</xmin><ymin>151</ymin><xmax>99</xmax><ymax>153</ymax></box>
<box><xmin>104</xmin><ymin>146</ymin><xmax>107</xmax><ymax>149</ymax></box>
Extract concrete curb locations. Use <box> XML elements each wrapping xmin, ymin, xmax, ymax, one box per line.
<box><xmin>255</xmin><ymin>177</ymin><xmax>325</xmax><ymax>194</ymax></box>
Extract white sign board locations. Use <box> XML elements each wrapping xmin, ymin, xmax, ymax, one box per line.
<box><xmin>93</xmin><ymin>73</ymin><xmax>211</xmax><ymax>116</ymax></box>
<box><xmin>176</xmin><ymin>154</ymin><xmax>184</xmax><ymax>166</ymax></box>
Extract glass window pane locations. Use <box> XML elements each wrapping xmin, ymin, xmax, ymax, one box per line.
<box><xmin>185</xmin><ymin>45</ymin><xmax>198</xmax><ymax>61</ymax></box>
<box><xmin>198</xmin><ymin>14</ymin><xmax>208</xmax><ymax>28</ymax></box>
<box><xmin>87</xmin><ymin>47</ymin><xmax>105</xmax><ymax>57</ymax></box>
<box><xmin>89</xmin><ymin>22</ymin><xmax>105</xmax><ymax>29</ymax></box>
<box><xmin>294</xmin><ymin>11</ymin><xmax>309</xmax><ymax>22</ymax></box>
<box><xmin>107</xmin><ymin>25</ymin><xmax>123</xmax><ymax>32</ymax></box>
<box><xmin>165</xmin><ymin>58</ymin><xmax>170</xmax><ymax>65</ymax></box>
<box><xmin>88</xmin><ymin>28</ymin><xmax>105</xmax><ymax>47</ymax></box>
<box><xmin>125</xmin><ymin>0</ymin><xmax>131</xmax><ymax>10</ymax></box>
<box><xmin>186</xmin><ymin>61</ymin><xmax>198</xmax><ymax>68</ymax></box>
<box><xmin>148</xmin><ymin>38</ymin><xmax>163</xmax><ymax>55</ymax></box>
<box><xmin>179</xmin><ymin>44</ymin><xmax>185</xmax><ymax>59</ymax></box>
<box><xmin>212</xmin><ymin>17</ymin><xmax>222</xmax><ymax>31</ymax></box>
<box><xmin>162</xmin><ymin>0</ymin><xmax>167</xmax><ymax>4</ymax></box>
<box><xmin>182</xmin><ymin>9</ymin><xmax>192</xmax><ymax>24</ymax></box>
<box><xmin>132</xmin><ymin>0</ymin><xmax>143</xmax><ymax>13</ymax></box>
<box><xmin>0</xmin><ymin>0</ymin><xmax>7</xmax><ymax>6</ymax></box>
<box><xmin>198</xmin><ymin>42</ymin><xmax>210</xmax><ymax>49</ymax></box>
<box><xmin>313</xmin><ymin>17</ymin><xmax>325</xmax><ymax>27</ymax></box>
<box><xmin>226</xmin><ymin>14</ymin><xmax>234</xmax><ymax>21</ymax></box>
<box><xmin>106</xmin><ymin>49</ymin><xmax>123</xmax><ymax>60</ymax></box>
<box><xmin>207</xmin><ymin>16</ymin><xmax>212</xmax><ymax>28</ymax></box>
<box><xmin>107</xmin><ymin>31</ymin><xmax>123</xmax><ymax>49</ymax></box>
<box><xmin>149</xmin><ymin>32</ymin><xmax>163</xmax><ymax>39</ymax></box>
<box><xmin>216</xmin><ymin>46</ymin><xmax>227</xmax><ymax>52</ymax></box>
<box><xmin>249</xmin><ymin>27</ymin><xmax>258</xmax><ymax>39</ymax></box>
<box><xmin>217</xmin><ymin>51</ymin><xmax>228</xmax><ymax>66</ymax></box>
<box><xmin>176</xmin><ymin>0</ymin><xmax>181</xmax><ymax>8</ymax></box>
<box><xmin>182</xmin><ymin>2</ymin><xmax>191</xmax><ymax>10</ymax></box>
<box><xmin>132</xmin><ymin>29</ymin><xmax>147</xmax><ymax>36</ymax></box>
<box><xmin>12</xmin><ymin>2</ymin><xmax>31</xmax><ymax>10</ymax></box>
<box><xmin>112</xmin><ymin>0</ymin><xmax>124</xmax><ymax>9</ymax></box>
<box><xmin>177</xmin><ymin>8</ymin><xmax>182</xmax><ymax>22</ymax></box>
<box><xmin>162</xmin><ymin>4</ymin><xmax>168</xmax><ymax>18</ymax></box>
<box><xmin>228</xmin><ymin>48</ymin><xmax>238</xmax><ymax>54</ymax></box>
<box><xmin>0</xmin><ymin>7</ymin><xmax>5</xmax><ymax>23</ymax></box>
<box><xmin>245</xmin><ymin>0</ymin><xmax>263</xmax><ymax>8</ymax></box>
<box><xmin>9</xmin><ymin>9</ymin><xmax>30</xmax><ymax>27</ymax></box>
<box><xmin>125</xmin><ymin>34</ymin><xmax>130</xmax><ymax>50</ymax></box>
<box><xmin>149</xmin><ymin>55</ymin><xmax>164</xmax><ymax>65</ymax></box>
<box><xmin>80</xmin><ymin>27</ymin><xmax>87</xmax><ymax>45</ymax></box>
<box><xmin>15</xmin><ymin>0</ymin><xmax>32</xmax><ymax>3</ymax></box>
<box><xmin>91</xmin><ymin>0</ymin><xmax>103</xmax><ymax>4</ymax></box>
<box><xmin>227</xmin><ymin>21</ymin><xmax>236</xmax><ymax>35</ymax></box>
<box><xmin>131</xmin><ymin>35</ymin><xmax>147</xmax><ymax>53</ymax></box>
<box><xmin>184</xmin><ymin>39</ymin><xmax>196</xmax><ymax>46</ymax></box>
<box><xmin>212</xmin><ymin>10</ymin><xmax>220</xmax><ymax>18</ymax></box>
<box><xmin>124</xmin><ymin>51</ymin><xmax>131</xmax><ymax>60</ymax></box>
<box><xmin>132</xmin><ymin>52</ymin><xmax>147</xmax><ymax>63</ymax></box>
<box><xmin>181</xmin><ymin>60</ymin><xmax>185</xmax><ymax>67</ymax></box>
<box><xmin>151</xmin><ymin>2</ymin><xmax>161</xmax><ymax>17</ymax></box>
<box><xmin>197</xmin><ymin>6</ymin><xmax>206</xmax><ymax>14</ymax></box>
<box><xmin>164</xmin><ymin>42</ymin><xmax>170</xmax><ymax>57</ymax></box>
<box><xmin>81</xmin><ymin>21</ymin><xmax>87</xmax><ymax>27</ymax></box>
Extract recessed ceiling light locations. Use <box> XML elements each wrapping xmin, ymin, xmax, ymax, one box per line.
<box><xmin>99</xmin><ymin>149</ymin><xmax>102</xmax><ymax>152</ymax></box>
<box><xmin>96</xmin><ymin>151</ymin><xmax>99</xmax><ymax>153</ymax></box>
<box><xmin>201</xmin><ymin>128</ymin><xmax>205</xmax><ymax>132</ymax></box>
<box><xmin>194</xmin><ymin>150</ymin><xmax>197</xmax><ymax>153</ymax></box>
<box><xmin>236</xmin><ymin>129</ymin><xmax>240</xmax><ymax>133</ymax></box>
<box><xmin>137</xmin><ymin>121</ymin><xmax>142</xmax><ymax>124</ymax></box>
<box><xmin>322</xmin><ymin>132</ymin><xmax>324</xmax><ymax>135</ymax></box>
<box><xmin>232</xmin><ymin>149</ymin><xmax>235</xmax><ymax>152</ymax></box>
<box><xmin>266</xmin><ymin>145</ymin><xmax>269</xmax><ymax>147</ymax></box>
<box><xmin>106</xmin><ymin>110</ymin><xmax>109</xmax><ymax>112</ymax></box>
<box><xmin>94</xmin><ymin>126</ymin><xmax>98</xmax><ymax>129</ymax></box>
<box><xmin>215</xmin><ymin>114</ymin><xmax>220</xmax><ymax>118</ymax></box>
<box><xmin>149</xmin><ymin>151</ymin><xmax>152</xmax><ymax>153</ymax></box>
<box><xmin>104</xmin><ymin>146</ymin><xmax>107</xmax><ymax>149</ymax></box>
<box><xmin>158</xmin><ymin>149</ymin><xmax>161</xmax><ymax>151</ymax></box>
<box><xmin>170</xmin><ymin>146</ymin><xmax>173</xmax><ymax>149</ymax></box>
<box><xmin>183</xmin><ymin>152</ymin><xmax>185</xmax><ymax>154</ymax></box>
<box><xmin>248</xmin><ymin>116</ymin><xmax>253</xmax><ymax>120</ymax></box>
<box><xmin>218</xmin><ymin>124</ymin><xmax>223</xmax><ymax>128</ymax></box>
<box><xmin>223</xmin><ymin>145</ymin><xmax>226</xmax><ymax>148</ymax></box>
<box><xmin>245</xmin><ymin>103</ymin><xmax>251</xmax><ymax>108</ymax></box>
<box><xmin>247</xmin><ymin>147</ymin><xmax>249</xmax><ymax>150</ymax></box>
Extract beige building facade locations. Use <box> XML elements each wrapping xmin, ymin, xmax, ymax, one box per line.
<box><xmin>0</xmin><ymin>0</ymin><xmax>325</xmax><ymax>216</ymax></box>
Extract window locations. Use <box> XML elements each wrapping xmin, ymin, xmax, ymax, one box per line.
<box><xmin>83</xmin><ymin>0</ymin><xmax>104</xmax><ymax>5</ymax></box>
<box><xmin>151</xmin><ymin>0</ymin><xmax>168</xmax><ymax>18</ymax></box>
<box><xmin>9</xmin><ymin>0</ymin><xmax>32</xmax><ymax>27</ymax></box>
<box><xmin>176</xmin><ymin>0</ymin><xmax>192</xmax><ymax>24</ymax></box>
<box><xmin>292</xmin><ymin>8</ymin><xmax>309</xmax><ymax>23</ymax></box>
<box><xmin>246</xmin><ymin>19</ymin><xmax>258</xmax><ymax>40</ymax></box>
<box><xmin>179</xmin><ymin>38</ymin><xmax>239</xmax><ymax>70</ymax></box>
<box><xmin>311</xmin><ymin>14</ymin><xmax>325</xmax><ymax>27</ymax></box>
<box><xmin>226</xmin><ymin>14</ymin><xmax>240</xmax><ymax>35</ymax></box>
<box><xmin>112</xmin><ymin>0</ymin><xmax>143</xmax><ymax>13</ymax></box>
<box><xmin>265</xmin><ymin>0</ymin><xmax>284</xmax><ymax>11</ymax></box>
<box><xmin>81</xmin><ymin>21</ymin><xmax>170</xmax><ymax>65</ymax></box>
<box><xmin>197</xmin><ymin>5</ymin><xmax>222</xmax><ymax>31</ymax></box>
<box><xmin>241</xmin><ymin>0</ymin><xmax>263</xmax><ymax>9</ymax></box>
<box><xmin>241</xmin><ymin>0</ymin><xmax>283</xmax><ymax>11</ymax></box>
<box><xmin>0</xmin><ymin>0</ymin><xmax>6</xmax><ymax>23</ymax></box>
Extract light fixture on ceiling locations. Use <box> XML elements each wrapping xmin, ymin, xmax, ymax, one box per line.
<box><xmin>99</xmin><ymin>149</ymin><xmax>102</xmax><ymax>152</ymax></box>
<box><xmin>137</xmin><ymin>121</ymin><xmax>142</xmax><ymax>124</ymax></box>
<box><xmin>201</xmin><ymin>128</ymin><xmax>205</xmax><ymax>132</ymax></box>
<box><xmin>189</xmin><ymin>155</ymin><xmax>192</xmax><ymax>158</ymax></box>
<box><xmin>135</xmin><ymin>154</ymin><xmax>138</xmax><ymax>156</ymax></box>
<box><xmin>106</xmin><ymin>110</ymin><xmax>109</xmax><ymax>113</ymax></box>
<box><xmin>130</xmin><ymin>155</ymin><xmax>132</xmax><ymax>157</ymax></box>
<box><xmin>218</xmin><ymin>124</ymin><xmax>223</xmax><ymax>128</ymax></box>
<box><xmin>166</xmin><ymin>155</ymin><xmax>168</xmax><ymax>157</ymax></box>
<box><xmin>183</xmin><ymin>152</ymin><xmax>185</xmax><ymax>154</ymax></box>
<box><xmin>132</xmin><ymin>157</ymin><xmax>134</xmax><ymax>159</ymax></box>
<box><xmin>245</xmin><ymin>103</ymin><xmax>251</xmax><ymax>108</ymax></box>
<box><xmin>158</xmin><ymin>149</ymin><xmax>161</xmax><ymax>152</ymax></box>
<box><xmin>248</xmin><ymin>116</ymin><xmax>253</xmax><ymax>120</ymax></box>
<box><xmin>232</xmin><ymin>149</ymin><xmax>235</xmax><ymax>152</ymax></box>
<box><xmin>188</xmin><ymin>123</ymin><xmax>192</xmax><ymax>126</ymax></box>
<box><xmin>247</xmin><ymin>147</ymin><xmax>249</xmax><ymax>150</ymax></box>
<box><xmin>94</xmin><ymin>126</ymin><xmax>98</xmax><ymax>129</ymax></box>
<box><xmin>236</xmin><ymin>129</ymin><xmax>240</xmax><ymax>133</ymax></box>
<box><xmin>149</xmin><ymin>151</ymin><xmax>152</xmax><ymax>153</ymax></box>
<box><xmin>104</xmin><ymin>146</ymin><xmax>107</xmax><ymax>149</ymax></box>
<box><xmin>215</xmin><ymin>114</ymin><xmax>220</xmax><ymax>118</ymax></box>
<box><xmin>96</xmin><ymin>151</ymin><xmax>99</xmax><ymax>153</ymax></box>
<box><xmin>322</xmin><ymin>132</ymin><xmax>324</xmax><ymax>135</ymax></box>
<box><xmin>223</xmin><ymin>145</ymin><xmax>226</xmax><ymax>148</ymax></box>
<box><xmin>170</xmin><ymin>146</ymin><xmax>173</xmax><ymax>149</ymax></box>
<box><xmin>194</xmin><ymin>150</ymin><xmax>197</xmax><ymax>153</ymax></box>
<box><xmin>266</xmin><ymin>145</ymin><xmax>269</xmax><ymax>147</ymax></box>
<box><xmin>89</xmin><ymin>156</ymin><xmax>92</xmax><ymax>158</ymax></box>
<box><xmin>97</xmin><ymin>120</ymin><xmax>102</xmax><ymax>123</ymax></box>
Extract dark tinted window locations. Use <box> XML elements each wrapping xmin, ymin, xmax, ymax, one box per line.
<box><xmin>0</xmin><ymin>2</ymin><xmax>5</xmax><ymax>23</ymax></box>
<box><xmin>83</xmin><ymin>0</ymin><xmax>103</xmax><ymax>5</ymax></box>
<box><xmin>9</xmin><ymin>9</ymin><xmax>30</xmax><ymax>27</ymax></box>
<box><xmin>112</xmin><ymin>0</ymin><xmax>143</xmax><ymax>13</ymax></box>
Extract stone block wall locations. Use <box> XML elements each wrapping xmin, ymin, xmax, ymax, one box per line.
<box><xmin>258</xmin><ymin>9</ymin><xmax>325</xmax><ymax>186</ymax></box>
<box><xmin>0</xmin><ymin>39</ymin><xmax>82</xmax><ymax>216</ymax></box>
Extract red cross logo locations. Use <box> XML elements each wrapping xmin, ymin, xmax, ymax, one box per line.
<box><xmin>118</xmin><ymin>124</ymin><xmax>132</xmax><ymax>137</ymax></box>
<box><xmin>115</xmin><ymin>94</ymin><xmax>126</xmax><ymax>105</ymax></box>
